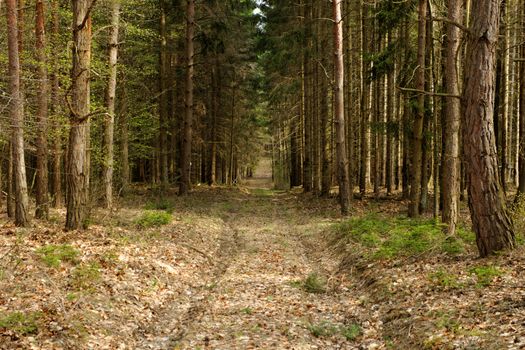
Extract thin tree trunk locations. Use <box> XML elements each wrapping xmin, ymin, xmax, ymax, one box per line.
<box><xmin>66</xmin><ymin>0</ymin><xmax>94</xmax><ymax>230</ymax></box>
<box><xmin>463</xmin><ymin>0</ymin><xmax>515</xmax><ymax>257</ymax></box>
<box><xmin>442</xmin><ymin>0</ymin><xmax>462</xmax><ymax>234</ymax></box>
<box><xmin>518</xmin><ymin>2</ymin><xmax>525</xmax><ymax>197</ymax></box>
<box><xmin>50</xmin><ymin>0</ymin><xmax>63</xmax><ymax>208</ymax></box>
<box><xmin>386</xmin><ymin>32</ymin><xmax>394</xmax><ymax>195</ymax></box>
<box><xmin>159</xmin><ymin>0</ymin><xmax>169</xmax><ymax>187</ymax></box>
<box><xmin>120</xmin><ymin>82</ymin><xmax>129</xmax><ymax>194</ymax></box>
<box><xmin>179</xmin><ymin>0</ymin><xmax>194</xmax><ymax>195</ymax></box>
<box><xmin>103</xmin><ymin>0</ymin><xmax>120</xmax><ymax>208</ymax></box>
<box><xmin>303</xmin><ymin>0</ymin><xmax>312</xmax><ymax>193</ymax></box>
<box><xmin>6</xmin><ymin>0</ymin><xmax>30</xmax><ymax>227</ymax></box>
<box><xmin>35</xmin><ymin>0</ymin><xmax>50</xmax><ymax>219</ymax></box>
<box><xmin>409</xmin><ymin>0</ymin><xmax>427</xmax><ymax>218</ymax></box>
<box><xmin>360</xmin><ymin>1</ymin><xmax>371</xmax><ymax>196</ymax></box>
<box><xmin>333</xmin><ymin>0</ymin><xmax>350</xmax><ymax>215</ymax></box>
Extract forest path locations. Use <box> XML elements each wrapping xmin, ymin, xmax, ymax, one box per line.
<box><xmin>169</xmin><ymin>161</ymin><xmax>374</xmax><ymax>349</ymax></box>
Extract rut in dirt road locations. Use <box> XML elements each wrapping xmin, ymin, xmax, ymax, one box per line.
<box><xmin>169</xmin><ymin>183</ymin><xmax>376</xmax><ymax>350</ymax></box>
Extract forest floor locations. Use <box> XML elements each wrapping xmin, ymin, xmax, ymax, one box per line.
<box><xmin>1</xmin><ymin>159</ymin><xmax>525</xmax><ymax>349</ymax></box>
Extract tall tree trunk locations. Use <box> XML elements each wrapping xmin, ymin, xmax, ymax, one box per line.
<box><xmin>360</xmin><ymin>1</ymin><xmax>371</xmax><ymax>196</ymax></box>
<box><xmin>409</xmin><ymin>0</ymin><xmax>427</xmax><ymax>218</ymax></box>
<box><xmin>6</xmin><ymin>0</ymin><xmax>30</xmax><ymax>226</ymax></box>
<box><xmin>463</xmin><ymin>0</ymin><xmax>515</xmax><ymax>257</ymax></box>
<box><xmin>35</xmin><ymin>0</ymin><xmax>50</xmax><ymax>220</ymax></box>
<box><xmin>66</xmin><ymin>0</ymin><xmax>94</xmax><ymax>230</ymax></box>
<box><xmin>518</xmin><ymin>3</ymin><xmax>525</xmax><ymax>197</ymax></box>
<box><xmin>103</xmin><ymin>0</ymin><xmax>120</xmax><ymax>208</ymax></box>
<box><xmin>179</xmin><ymin>0</ymin><xmax>194</xmax><ymax>195</ymax></box>
<box><xmin>333</xmin><ymin>0</ymin><xmax>350</xmax><ymax>215</ymax></box>
<box><xmin>50</xmin><ymin>0</ymin><xmax>63</xmax><ymax>207</ymax></box>
<box><xmin>442</xmin><ymin>0</ymin><xmax>462</xmax><ymax>234</ymax></box>
<box><xmin>386</xmin><ymin>32</ymin><xmax>394</xmax><ymax>195</ymax></box>
<box><xmin>159</xmin><ymin>0</ymin><xmax>169</xmax><ymax>187</ymax></box>
<box><xmin>302</xmin><ymin>0</ymin><xmax>312</xmax><ymax>192</ymax></box>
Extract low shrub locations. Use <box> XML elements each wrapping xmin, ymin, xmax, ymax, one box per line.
<box><xmin>332</xmin><ymin>214</ymin><xmax>475</xmax><ymax>260</ymax></box>
<box><xmin>0</xmin><ymin>311</ymin><xmax>42</xmax><ymax>335</ymax></box>
<box><xmin>469</xmin><ymin>265</ymin><xmax>502</xmax><ymax>287</ymax></box>
<box><xmin>36</xmin><ymin>244</ymin><xmax>79</xmax><ymax>268</ymax></box>
<box><xmin>135</xmin><ymin>211</ymin><xmax>172</xmax><ymax>228</ymax></box>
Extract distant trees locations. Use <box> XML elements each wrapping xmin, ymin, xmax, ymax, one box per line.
<box><xmin>0</xmin><ymin>0</ymin><xmax>523</xmax><ymax>258</ymax></box>
<box><xmin>261</xmin><ymin>0</ymin><xmax>524</xmax><ymax>257</ymax></box>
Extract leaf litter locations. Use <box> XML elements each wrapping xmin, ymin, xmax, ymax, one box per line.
<box><xmin>0</xmin><ymin>185</ymin><xmax>524</xmax><ymax>349</ymax></box>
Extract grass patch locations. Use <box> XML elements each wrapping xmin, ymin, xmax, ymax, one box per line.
<box><xmin>332</xmin><ymin>213</ymin><xmax>475</xmax><ymax>260</ymax></box>
<box><xmin>289</xmin><ymin>272</ymin><xmax>326</xmax><ymax>294</ymax></box>
<box><xmin>36</xmin><ymin>244</ymin><xmax>79</xmax><ymax>268</ymax></box>
<box><xmin>240</xmin><ymin>307</ymin><xmax>253</xmax><ymax>315</ymax></box>
<box><xmin>144</xmin><ymin>199</ymin><xmax>175</xmax><ymax>213</ymax></box>
<box><xmin>0</xmin><ymin>311</ymin><xmax>42</xmax><ymax>335</ymax></box>
<box><xmin>250</xmin><ymin>188</ymin><xmax>274</xmax><ymax>197</ymax></box>
<box><xmin>307</xmin><ymin>321</ymin><xmax>361</xmax><ymax>340</ymax></box>
<box><xmin>429</xmin><ymin>269</ymin><xmax>461</xmax><ymax>289</ymax></box>
<box><xmin>469</xmin><ymin>265</ymin><xmax>502</xmax><ymax>287</ymax></box>
<box><xmin>71</xmin><ymin>262</ymin><xmax>102</xmax><ymax>291</ymax></box>
<box><xmin>135</xmin><ymin>211</ymin><xmax>172</xmax><ymax>228</ymax></box>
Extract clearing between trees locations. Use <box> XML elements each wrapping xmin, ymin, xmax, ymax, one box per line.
<box><xmin>1</xmin><ymin>160</ymin><xmax>525</xmax><ymax>349</ymax></box>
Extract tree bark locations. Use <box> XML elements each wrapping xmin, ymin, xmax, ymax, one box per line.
<box><xmin>35</xmin><ymin>0</ymin><xmax>50</xmax><ymax>219</ymax></box>
<box><xmin>333</xmin><ymin>0</ymin><xmax>350</xmax><ymax>215</ymax></box>
<box><xmin>386</xmin><ymin>31</ymin><xmax>394</xmax><ymax>195</ymax></box>
<box><xmin>409</xmin><ymin>0</ymin><xmax>427</xmax><ymax>218</ymax></box>
<box><xmin>442</xmin><ymin>0</ymin><xmax>462</xmax><ymax>234</ymax></box>
<box><xmin>360</xmin><ymin>1</ymin><xmax>371</xmax><ymax>196</ymax></box>
<box><xmin>159</xmin><ymin>0</ymin><xmax>169</xmax><ymax>187</ymax></box>
<box><xmin>103</xmin><ymin>0</ymin><xmax>120</xmax><ymax>208</ymax></box>
<box><xmin>66</xmin><ymin>0</ymin><xmax>94</xmax><ymax>230</ymax></box>
<box><xmin>6</xmin><ymin>0</ymin><xmax>30</xmax><ymax>227</ymax></box>
<box><xmin>518</xmin><ymin>3</ymin><xmax>525</xmax><ymax>197</ymax></box>
<box><xmin>463</xmin><ymin>0</ymin><xmax>515</xmax><ymax>257</ymax></box>
<box><xmin>50</xmin><ymin>0</ymin><xmax>63</xmax><ymax>208</ymax></box>
<box><xmin>179</xmin><ymin>0</ymin><xmax>194</xmax><ymax>195</ymax></box>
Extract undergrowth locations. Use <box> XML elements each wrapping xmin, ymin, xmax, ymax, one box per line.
<box><xmin>307</xmin><ymin>321</ymin><xmax>361</xmax><ymax>340</ymax></box>
<box><xmin>331</xmin><ymin>213</ymin><xmax>475</xmax><ymax>260</ymax></box>
<box><xmin>469</xmin><ymin>265</ymin><xmax>502</xmax><ymax>287</ymax></box>
<box><xmin>144</xmin><ymin>199</ymin><xmax>175</xmax><ymax>213</ymax></box>
<box><xmin>36</xmin><ymin>244</ymin><xmax>80</xmax><ymax>268</ymax></box>
<box><xmin>289</xmin><ymin>272</ymin><xmax>326</xmax><ymax>294</ymax></box>
<box><xmin>135</xmin><ymin>211</ymin><xmax>172</xmax><ymax>228</ymax></box>
<box><xmin>0</xmin><ymin>311</ymin><xmax>42</xmax><ymax>335</ymax></box>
